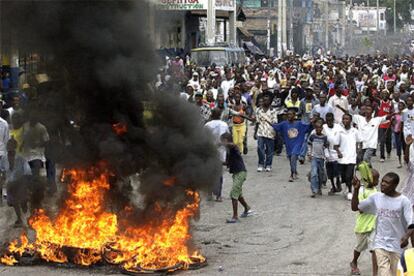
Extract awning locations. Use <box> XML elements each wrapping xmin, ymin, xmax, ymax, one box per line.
<box><xmin>242</xmin><ymin>40</ymin><xmax>264</xmax><ymax>55</ymax></box>
<box><xmin>237</xmin><ymin>27</ymin><xmax>253</xmax><ymax>38</ymax></box>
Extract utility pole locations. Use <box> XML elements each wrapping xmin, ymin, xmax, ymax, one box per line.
<box><xmin>282</xmin><ymin>0</ymin><xmax>287</xmax><ymax>54</ymax></box>
<box><xmin>277</xmin><ymin>0</ymin><xmax>282</xmax><ymax>57</ymax></box>
<box><xmin>289</xmin><ymin>0</ymin><xmax>293</xmax><ymax>53</ymax></box>
<box><xmin>393</xmin><ymin>0</ymin><xmax>396</xmax><ymax>33</ymax></box>
<box><xmin>267</xmin><ymin>0</ymin><xmax>271</xmax><ymax>55</ymax></box>
<box><xmin>376</xmin><ymin>0</ymin><xmax>379</xmax><ymax>40</ymax></box>
<box><xmin>325</xmin><ymin>0</ymin><xmax>329</xmax><ymax>51</ymax></box>
<box><xmin>0</xmin><ymin>1</ymin><xmax>2</xmax><ymax>66</ymax></box>
<box><xmin>349</xmin><ymin>0</ymin><xmax>353</xmax><ymax>48</ymax></box>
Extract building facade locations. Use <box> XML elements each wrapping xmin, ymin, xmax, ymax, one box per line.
<box><xmin>150</xmin><ymin>0</ymin><xmax>238</xmax><ymax>54</ymax></box>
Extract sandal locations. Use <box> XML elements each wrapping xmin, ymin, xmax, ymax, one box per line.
<box><xmin>240</xmin><ymin>210</ymin><xmax>254</xmax><ymax>218</ymax></box>
<box><xmin>288</xmin><ymin>176</ymin><xmax>294</xmax><ymax>182</ymax></box>
<box><xmin>226</xmin><ymin>218</ymin><xmax>239</xmax><ymax>223</ymax></box>
<box><xmin>350</xmin><ymin>262</ymin><xmax>360</xmax><ymax>275</ymax></box>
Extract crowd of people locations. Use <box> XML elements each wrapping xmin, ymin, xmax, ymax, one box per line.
<box><xmin>0</xmin><ymin>69</ymin><xmax>55</xmax><ymax>228</ymax></box>
<box><xmin>3</xmin><ymin>50</ymin><xmax>414</xmax><ymax>275</ymax></box>
<box><xmin>158</xmin><ymin>53</ymin><xmax>414</xmax><ymax>275</ymax></box>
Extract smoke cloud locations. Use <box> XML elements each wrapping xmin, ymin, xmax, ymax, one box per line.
<box><xmin>1</xmin><ymin>0</ymin><xmax>221</xmax><ymax>222</ymax></box>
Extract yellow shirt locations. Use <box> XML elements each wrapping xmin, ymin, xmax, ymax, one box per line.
<box><xmin>10</xmin><ymin>127</ymin><xmax>23</xmax><ymax>153</ymax></box>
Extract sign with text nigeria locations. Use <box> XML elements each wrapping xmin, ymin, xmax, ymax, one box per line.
<box><xmin>157</xmin><ymin>0</ymin><xmax>208</xmax><ymax>10</ymax></box>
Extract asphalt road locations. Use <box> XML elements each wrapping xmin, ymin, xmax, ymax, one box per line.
<box><xmin>0</xmin><ymin>131</ymin><xmax>408</xmax><ymax>276</ymax></box>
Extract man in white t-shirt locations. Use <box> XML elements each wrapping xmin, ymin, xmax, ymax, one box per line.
<box><xmin>0</xmin><ymin>115</ymin><xmax>9</xmax><ymax>201</ymax></box>
<box><xmin>327</xmin><ymin>84</ymin><xmax>348</xmax><ymax>124</ymax></box>
<box><xmin>352</xmin><ymin>172</ymin><xmax>414</xmax><ymax>276</ymax></box>
<box><xmin>353</xmin><ymin>105</ymin><xmax>394</xmax><ymax>165</ymax></box>
<box><xmin>205</xmin><ymin>108</ymin><xmax>229</xmax><ymax>201</ymax></box>
<box><xmin>335</xmin><ymin>113</ymin><xmax>361</xmax><ymax>200</ymax></box>
<box><xmin>22</xmin><ymin>117</ymin><xmax>50</xmax><ymax>177</ymax></box>
<box><xmin>220</xmin><ymin>72</ymin><xmax>235</xmax><ymax>100</ymax></box>
<box><xmin>311</xmin><ymin>93</ymin><xmax>332</xmax><ymax>121</ymax></box>
<box><xmin>403</xmin><ymin>95</ymin><xmax>414</xmax><ymax>140</ymax></box>
<box><xmin>323</xmin><ymin>113</ymin><xmax>341</xmax><ymax>195</ymax></box>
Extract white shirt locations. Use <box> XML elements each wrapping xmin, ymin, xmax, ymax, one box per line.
<box><xmin>322</xmin><ymin>123</ymin><xmax>341</xmax><ymax>162</ymax></box>
<box><xmin>22</xmin><ymin>122</ymin><xmax>50</xmax><ymax>162</ymax></box>
<box><xmin>403</xmin><ymin>108</ymin><xmax>414</xmax><ymax>139</ymax></box>
<box><xmin>328</xmin><ymin>95</ymin><xmax>349</xmax><ymax>124</ymax></box>
<box><xmin>353</xmin><ymin>115</ymin><xmax>387</xmax><ymax>149</ymax></box>
<box><xmin>392</xmin><ymin>99</ymin><xmax>404</xmax><ymax>113</ymax></box>
<box><xmin>337</xmin><ymin>126</ymin><xmax>361</xmax><ymax>164</ymax></box>
<box><xmin>205</xmin><ymin>120</ymin><xmax>229</xmax><ymax>162</ymax></box>
<box><xmin>359</xmin><ymin>193</ymin><xmax>413</xmax><ymax>254</ymax></box>
<box><xmin>210</xmin><ymin>88</ymin><xmax>219</xmax><ymax>100</ymax></box>
<box><xmin>188</xmin><ymin>79</ymin><xmax>200</xmax><ymax>91</ymax></box>
<box><xmin>311</xmin><ymin>104</ymin><xmax>333</xmax><ymax>121</ymax></box>
<box><xmin>355</xmin><ymin>80</ymin><xmax>365</xmax><ymax>93</ymax></box>
<box><xmin>220</xmin><ymin>79</ymin><xmax>235</xmax><ymax>100</ymax></box>
<box><xmin>0</xmin><ymin>117</ymin><xmax>9</xmax><ymax>157</ymax></box>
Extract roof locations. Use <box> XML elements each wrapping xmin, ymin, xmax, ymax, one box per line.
<box><xmin>237</xmin><ymin>26</ymin><xmax>253</xmax><ymax>38</ymax></box>
<box><xmin>237</xmin><ymin>6</ymin><xmax>246</xmax><ymax>21</ymax></box>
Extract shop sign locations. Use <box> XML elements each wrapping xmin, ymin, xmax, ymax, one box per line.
<box><xmin>157</xmin><ymin>0</ymin><xmax>208</xmax><ymax>10</ymax></box>
<box><xmin>215</xmin><ymin>0</ymin><xmax>235</xmax><ymax>11</ymax></box>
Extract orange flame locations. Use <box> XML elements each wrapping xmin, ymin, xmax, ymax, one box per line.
<box><xmin>112</xmin><ymin>123</ymin><xmax>127</xmax><ymax>136</ymax></box>
<box><xmin>163</xmin><ymin>176</ymin><xmax>176</xmax><ymax>187</ymax></box>
<box><xmin>0</xmin><ymin>165</ymin><xmax>204</xmax><ymax>271</ymax></box>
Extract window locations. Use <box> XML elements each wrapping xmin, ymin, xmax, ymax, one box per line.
<box><xmin>380</xmin><ymin>13</ymin><xmax>384</xmax><ymax>21</ymax></box>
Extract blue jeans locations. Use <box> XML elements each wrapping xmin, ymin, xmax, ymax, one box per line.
<box><xmin>363</xmin><ymin>148</ymin><xmax>375</xmax><ymax>166</ymax></box>
<box><xmin>288</xmin><ymin>154</ymin><xmax>298</xmax><ymax>175</ymax></box>
<box><xmin>257</xmin><ymin>137</ymin><xmax>275</xmax><ymax>167</ymax></box>
<box><xmin>394</xmin><ymin>131</ymin><xmax>403</xmax><ymax>157</ymax></box>
<box><xmin>311</xmin><ymin>158</ymin><xmax>325</xmax><ymax>193</ymax></box>
<box><xmin>299</xmin><ymin>133</ymin><xmax>309</xmax><ymax>160</ymax></box>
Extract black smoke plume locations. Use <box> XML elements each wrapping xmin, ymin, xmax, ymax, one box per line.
<box><xmin>0</xmin><ymin>1</ymin><xmax>221</xmax><ymax>222</ymax></box>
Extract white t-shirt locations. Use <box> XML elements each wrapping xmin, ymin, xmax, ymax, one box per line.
<box><xmin>0</xmin><ymin>118</ymin><xmax>9</xmax><ymax>157</ymax></box>
<box><xmin>359</xmin><ymin>193</ymin><xmax>413</xmax><ymax>254</ymax></box>
<box><xmin>220</xmin><ymin>79</ymin><xmax>235</xmax><ymax>100</ymax></box>
<box><xmin>210</xmin><ymin>88</ymin><xmax>219</xmax><ymax>100</ymax></box>
<box><xmin>205</xmin><ymin>120</ymin><xmax>229</xmax><ymax>162</ymax></box>
<box><xmin>403</xmin><ymin>108</ymin><xmax>414</xmax><ymax>139</ymax></box>
<box><xmin>322</xmin><ymin>123</ymin><xmax>341</xmax><ymax>162</ymax></box>
<box><xmin>188</xmin><ymin>79</ymin><xmax>200</xmax><ymax>91</ymax></box>
<box><xmin>337</xmin><ymin>126</ymin><xmax>361</xmax><ymax>164</ymax></box>
<box><xmin>22</xmin><ymin>122</ymin><xmax>50</xmax><ymax>162</ymax></box>
<box><xmin>328</xmin><ymin>95</ymin><xmax>349</xmax><ymax>124</ymax></box>
<box><xmin>355</xmin><ymin>80</ymin><xmax>365</xmax><ymax>93</ymax></box>
<box><xmin>353</xmin><ymin>115</ymin><xmax>387</xmax><ymax>149</ymax></box>
<box><xmin>311</xmin><ymin>104</ymin><xmax>333</xmax><ymax>121</ymax></box>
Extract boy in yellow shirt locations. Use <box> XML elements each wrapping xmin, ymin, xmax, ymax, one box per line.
<box><xmin>350</xmin><ymin>167</ymin><xmax>379</xmax><ymax>275</ymax></box>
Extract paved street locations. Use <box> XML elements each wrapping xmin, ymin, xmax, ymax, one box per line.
<box><xmin>0</xmin><ymin>131</ymin><xmax>408</xmax><ymax>276</ymax></box>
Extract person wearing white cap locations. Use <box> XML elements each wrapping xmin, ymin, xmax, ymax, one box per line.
<box><xmin>188</xmin><ymin>72</ymin><xmax>200</xmax><ymax>91</ymax></box>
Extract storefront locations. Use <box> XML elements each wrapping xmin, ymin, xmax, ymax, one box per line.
<box><xmin>151</xmin><ymin>0</ymin><xmax>237</xmax><ymax>54</ymax></box>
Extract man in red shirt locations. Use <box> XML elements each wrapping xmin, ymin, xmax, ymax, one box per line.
<box><xmin>377</xmin><ymin>90</ymin><xmax>393</xmax><ymax>162</ymax></box>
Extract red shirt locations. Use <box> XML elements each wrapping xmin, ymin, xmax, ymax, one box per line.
<box><xmin>377</xmin><ymin>100</ymin><xmax>392</xmax><ymax>128</ymax></box>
